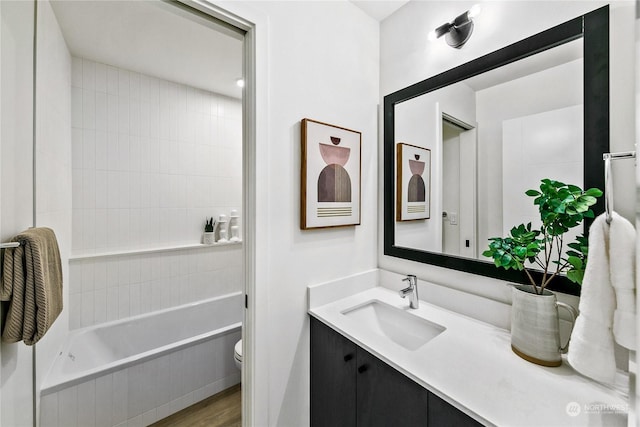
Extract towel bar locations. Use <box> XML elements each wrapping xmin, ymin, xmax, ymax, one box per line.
<box><xmin>0</xmin><ymin>242</ymin><xmax>22</xmax><ymax>249</ymax></box>
<box><xmin>603</xmin><ymin>150</ymin><xmax>636</xmax><ymax>224</ymax></box>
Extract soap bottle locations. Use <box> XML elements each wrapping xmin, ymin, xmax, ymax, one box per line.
<box><xmin>217</xmin><ymin>214</ymin><xmax>228</xmax><ymax>243</ymax></box>
<box><xmin>229</xmin><ymin>209</ymin><xmax>240</xmax><ymax>242</ymax></box>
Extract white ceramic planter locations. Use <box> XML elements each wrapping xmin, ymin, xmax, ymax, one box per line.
<box><xmin>203</xmin><ymin>232</ymin><xmax>215</xmax><ymax>245</ymax></box>
<box><xmin>510</xmin><ymin>285</ymin><xmax>577</xmax><ymax>367</ymax></box>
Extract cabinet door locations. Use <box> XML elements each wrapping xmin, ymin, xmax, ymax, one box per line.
<box><xmin>356</xmin><ymin>348</ymin><xmax>429</xmax><ymax>427</ymax></box>
<box><xmin>310</xmin><ymin>317</ymin><xmax>357</xmax><ymax>427</ymax></box>
<box><xmin>428</xmin><ymin>392</ymin><xmax>483</xmax><ymax>427</ymax></box>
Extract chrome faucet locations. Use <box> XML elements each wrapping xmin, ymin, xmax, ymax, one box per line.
<box><xmin>399</xmin><ymin>274</ymin><xmax>419</xmax><ymax>309</ymax></box>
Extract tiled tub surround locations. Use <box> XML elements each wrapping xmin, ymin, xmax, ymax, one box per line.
<box><xmin>309</xmin><ymin>270</ymin><xmax>628</xmax><ymax>426</ymax></box>
<box><xmin>68</xmin><ymin>244</ymin><xmax>243</xmax><ymax>329</ymax></box>
<box><xmin>40</xmin><ymin>292</ymin><xmax>242</xmax><ymax>427</ymax></box>
<box><xmin>71</xmin><ymin>56</ymin><xmax>242</xmax><ymax>253</ymax></box>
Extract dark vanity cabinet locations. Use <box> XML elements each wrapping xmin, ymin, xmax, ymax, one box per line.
<box><xmin>310</xmin><ymin>315</ymin><xmax>358</xmax><ymax>426</ymax></box>
<box><xmin>310</xmin><ymin>317</ymin><xmax>482</xmax><ymax>427</ymax></box>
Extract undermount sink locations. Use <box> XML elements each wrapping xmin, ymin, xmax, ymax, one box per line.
<box><xmin>341</xmin><ymin>300</ymin><xmax>445</xmax><ymax>351</ymax></box>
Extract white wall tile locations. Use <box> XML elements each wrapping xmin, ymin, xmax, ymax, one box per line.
<box><xmin>95</xmin><ymin>171</ymin><xmax>108</xmax><ymax>209</ymax></box>
<box><xmin>95</xmin><ymin>62</ymin><xmax>107</xmax><ymax>93</ymax></box>
<box><xmin>70</xmin><ymin>57</ymin><xmax>243</xmax><ymax>326</ymax></box>
<box><xmin>69</xmin><ymin>292</ymin><xmax>82</xmax><ymax>329</ymax></box>
<box><xmin>83</xmin><ymin>89</ymin><xmax>96</xmax><ymax>130</ymax></box>
<box><xmin>94</xmin><ymin>288</ymin><xmax>107</xmax><ymax>324</ymax></box>
<box><xmin>58</xmin><ymin>385</ymin><xmax>78</xmax><ymax>427</ymax></box>
<box><xmin>82</xmin><ymin>59</ymin><xmax>95</xmax><ymax>91</ymax></box>
<box><xmin>40</xmin><ymin>392</ymin><xmax>59</xmax><ymax>427</ymax></box>
<box><xmin>81</xmin><ymin>292</ymin><xmax>95</xmax><ymax>327</ymax></box>
<box><xmin>81</xmin><ymin>261</ymin><xmax>95</xmax><ymax>293</ymax></box>
<box><xmin>118</xmin><ymin>69</ymin><xmax>129</xmax><ymax>98</ymax></box>
<box><xmin>96</xmin><ymin>92</ymin><xmax>107</xmax><ymax>132</ymax></box>
<box><xmin>69</xmin><ymin>263</ymin><xmax>82</xmax><ymax>295</ymax></box>
<box><xmin>72</xmin><ymin>57</ymin><xmax>83</xmax><ymax>88</ymax></box>
<box><xmin>107</xmin><ymin>94</ymin><xmax>118</xmax><ymax>133</ymax></box>
<box><xmin>72</xmin><ymin>87</ymin><xmax>82</xmax><ymax>128</ymax></box>
<box><xmin>77</xmin><ymin>380</ymin><xmax>96</xmax><ymax>427</ymax></box>
<box><xmin>111</xmin><ymin>369</ymin><xmax>129</xmax><ymax>425</ymax></box>
<box><xmin>107</xmin><ymin>66</ymin><xmax>118</xmax><ymax>96</ymax></box>
<box><xmin>83</xmin><ymin>168</ymin><xmax>96</xmax><ymax>209</ymax></box>
<box><xmin>106</xmin><ymin>287</ymin><xmax>119</xmax><ymax>322</ymax></box>
<box><xmin>72</xmin><ymin>210</ymin><xmax>83</xmax><ymax>252</ymax></box>
<box><xmin>127</xmin><ymin>363</ymin><xmax>144</xmax><ymax>418</ymax></box>
<box><xmin>72</xmin><ymin>128</ymin><xmax>83</xmax><ymax>169</ymax></box>
<box><xmin>118</xmin><ymin>285</ymin><xmax>130</xmax><ymax>318</ymax></box>
<box><xmin>94</xmin><ymin>209</ymin><xmax>108</xmax><ymax>250</ymax></box>
<box><xmin>83</xmin><ymin>209</ymin><xmax>96</xmax><ymax>250</ymax></box>
<box><xmin>95</xmin><ymin>374</ymin><xmax>113</xmax><ymax>427</ymax></box>
<box><xmin>118</xmin><ymin>96</ymin><xmax>130</xmax><ymax>135</ymax></box>
<box><xmin>95</xmin><ymin>131</ymin><xmax>108</xmax><ymax>170</ymax></box>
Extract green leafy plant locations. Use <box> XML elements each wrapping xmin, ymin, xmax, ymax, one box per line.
<box><xmin>482</xmin><ymin>179</ymin><xmax>602</xmax><ymax>294</ymax></box>
<box><xmin>204</xmin><ymin>217</ymin><xmax>215</xmax><ymax>233</ymax></box>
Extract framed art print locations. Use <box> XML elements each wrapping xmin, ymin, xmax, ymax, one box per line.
<box><xmin>301</xmin><ymin>118</ymin><xmax>361</xmax><ymax>229</ymax></box>
<box><xmin>396</xmin><ymin>142</ymin><xmax>430</xmax><ymax>221</ymax></box>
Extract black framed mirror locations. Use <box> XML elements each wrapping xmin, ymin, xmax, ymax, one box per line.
<box><xmin>383</xmin><ymin>6</ymin><xmax>609</xmax><ymax>296</ymax></box>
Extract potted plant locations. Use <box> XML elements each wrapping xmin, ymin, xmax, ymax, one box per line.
<box><xmin>203</xmin><ymin>217</ymin><xmax>215</xmax><ymax>245</ymax></box>
<box><xmin>483</xmin><ymin>179</ymin><xmax>602</xmax><ymax>366</ymax></box>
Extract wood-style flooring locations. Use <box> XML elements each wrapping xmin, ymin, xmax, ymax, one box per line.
<box><xmin>151</xmin><ymin>384</ymin><xmax>241</xmax><ymax>427</ymax></box>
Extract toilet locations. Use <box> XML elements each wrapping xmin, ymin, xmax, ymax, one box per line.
<box><xmin>234</xmin><ymin>339</ymin><xmax>242</xmax><ymax>370</ymax></box>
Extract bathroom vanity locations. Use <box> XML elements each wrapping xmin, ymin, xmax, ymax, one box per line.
<box><xmin>311</xmin><ymin>317</ymin><xmax>480</xmax><ymax>426</ymax></box>
<box><xmin>308</xmin><ymin>270</ymin><xmax>628</xmax><ymax>426</ymax></box>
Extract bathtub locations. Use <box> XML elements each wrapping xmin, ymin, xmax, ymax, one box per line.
<box><xmin>40</xmin><ymin>292</ymin><xmax>242</xmax><ymax>427</ymax></box>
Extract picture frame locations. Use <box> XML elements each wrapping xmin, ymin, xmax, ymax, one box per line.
<box><xmin>301</xmin><ymin>118</ymin><xmax>361</xmax><ymax>229</ymax></box>
<box><xmin>396</xmin><ymin>142</ymin><xmax>431</xmax><ymax>221</ymax></box>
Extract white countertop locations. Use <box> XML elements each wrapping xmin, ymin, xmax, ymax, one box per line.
<box><xmin>309</xmin><ymin>284</ymin><xmax>628</xmax><ymax>427</ymax></box>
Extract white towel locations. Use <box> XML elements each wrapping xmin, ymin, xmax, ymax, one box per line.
<box><xmin>609</xmin><ymin>212</ymin><xmax>636</xmax><ymax>349</ymax></box>
<box><xmin>567</xmin><ymin>212</ymin><xmax>636</xmax><ymax>384</ymax></box>
<box><xmin>568</xmin><ymin>213</ymin><xmax>616</xmax><ymax>383</ymax></box>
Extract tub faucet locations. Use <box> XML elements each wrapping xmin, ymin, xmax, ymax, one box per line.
<box><xmin>399</xmin><ymin>274</ymin><xmax>419</xmax><ymax>309</ymax></box>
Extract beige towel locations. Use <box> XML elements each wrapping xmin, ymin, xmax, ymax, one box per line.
<box><xmin>1</xmin><ymin>227</ymin><xmax>62</xmax><ymax>345</ymax></box>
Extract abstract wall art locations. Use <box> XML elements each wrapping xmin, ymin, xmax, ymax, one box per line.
<box><xmin>396</xmin><ymin>142</ymin><xmax>431</xmax><ymax>221</ymax></box>
<box><xmin>301</xmin><ymin>118</ymin><xmax>361</xmax><ymax>229</ymax></box>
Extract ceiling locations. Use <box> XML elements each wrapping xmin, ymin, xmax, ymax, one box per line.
<box><xmin>350</xmin><ymin>0</ymin><xmax>410</xmax><ymax>21</ymax></box>
<box><xmin>464</xmin><ymin>38</ymin><xmax>583</xmax><ymax>92</ymax></box>
<box><xmin>50</xmin><ymin>1</ymin><xmax>243</xmax><ymax>99</ymax></box>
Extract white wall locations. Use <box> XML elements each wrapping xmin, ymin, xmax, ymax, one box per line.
<box><xmin>477</xmin><ymin>59</ymin><xmax>583</xmax><ymax>246</ymax></box>
<box><xmin>379</xmin><ymin>1</ymin><xmax>636</xmax><ymax>305</ymax></box>
<box><xmin>0</xmin><ymin>1</ymin><xmax>35</xmax><ymax>426</ymax></box>
<box><xmin>235</xmin><ymin>1</ymin><xmax>380</xmax><ymax>425</ymax></box>
<box><xmin>33</xmin><ymin>1</ymin><xmax>72</xmax><ymax>424</ymax></box>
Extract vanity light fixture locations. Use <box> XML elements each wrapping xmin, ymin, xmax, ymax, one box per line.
<box><xmin>428</xmin><ymin>4</ymin><xmax>481</xmax><ymax>49</ymax></box>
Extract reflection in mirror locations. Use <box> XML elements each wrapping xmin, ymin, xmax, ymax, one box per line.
<box><xmin>383</xmin><ymin>6</ymin><xmax>609</xmax><ymax>295</ymax></box>
<box><xmin>394</xmin><ymin>39</ymin><xmax>583</xmax><ymax>261</ymax></box>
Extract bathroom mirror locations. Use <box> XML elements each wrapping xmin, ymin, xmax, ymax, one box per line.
<box><xmin>383</xmin><ymin>6</ymin><xmax>609</xmax><ymax>296</ymax></box>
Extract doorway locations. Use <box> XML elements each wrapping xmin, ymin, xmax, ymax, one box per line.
<box><xmin>441</xmin><ymin>114</ymin><xmax>477</xmax><ymax>258</ymax></box>
<box><xmin>31</xmin><ymin>1</ymin><xmax>257</xmax><ymax>426</ymax></box>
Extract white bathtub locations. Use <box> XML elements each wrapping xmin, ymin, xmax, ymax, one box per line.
<box><xmin>40</xmin><ymin>292</ymin><xmax>242</xmax><ymax>427</ymax></box>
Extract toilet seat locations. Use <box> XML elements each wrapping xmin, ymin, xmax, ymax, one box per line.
<box><xmin>234</xmin><ymin>339</ymin><xmax>242</xmax><ymax>369</ymax></box>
